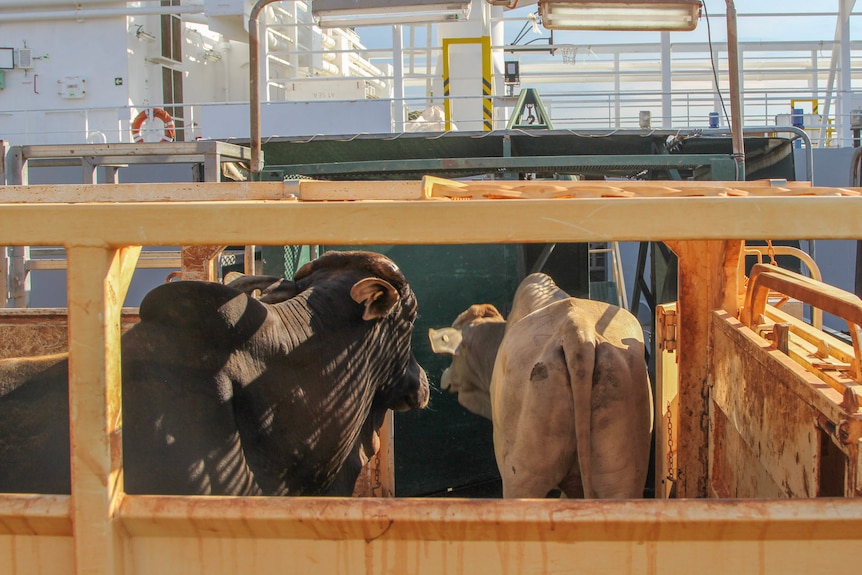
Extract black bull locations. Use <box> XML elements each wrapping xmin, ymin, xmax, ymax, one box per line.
<box><xmin>0</xmin><ymin>250</ymin><xmax>429</xmax><ymax>496</ymax></box>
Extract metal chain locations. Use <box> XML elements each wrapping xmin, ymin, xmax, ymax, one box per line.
<box><xmin>665</xmin><ymin>402</ymin><xmax>676</xmax><ymax>483</ymax></box>
<box><xmin>371</xmin><ymin>452</ymin><xmax>382</xmax><ymax>497</ymax></box>
<box><xmin>766</xmin><ymin>239</ymin><xmax>777</xmax><ymax>265</ymax></box>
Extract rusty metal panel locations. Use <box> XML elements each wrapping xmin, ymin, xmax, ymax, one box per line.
<box><xmin>712</xmin><ymin>310</ymin><xmax>838</xmax><ymax>498</ymax></box>
<box><xmin>731</xmin><ymin>265</ymin><xmax>862</xmax><ymax>497</ymax></box>
<box><xmin>710</xmin><ymin>403</ymin><xmax>791</xmax><ymax>498</ymax></box>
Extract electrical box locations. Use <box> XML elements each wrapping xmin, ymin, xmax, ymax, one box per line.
<box><xmin>504</xmin><ymin>61</ymin><xmax>520</xmax><ymax>85</ymax></box>
<box><xmin>0</xmin><ymin>71</ymin><xmax>5</xmax><ymax>90</ymax></box>
<box><xmin>58</xmin><ymin>76</ymin><xmax>86</xmax><ymax>99</ymax></box>
<box><xmin>17</xmin><ymin>48</ymin><xmax>32</xmax><ymax>69</ymax></box>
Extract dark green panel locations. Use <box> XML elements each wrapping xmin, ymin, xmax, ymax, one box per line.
<box><xmin>250</xmin><ymin>130</ymin><xmax>796</xmax><ymax>181</ymax></box>
<box><xmin>260</xmin><ymin>245</ymin><xmax>313</xmax><ymax>278</ymax></box>
<box><xmin>522</xmin><ymin>243</ymin><xmax>589</xmax><ymax>299</ymax></box>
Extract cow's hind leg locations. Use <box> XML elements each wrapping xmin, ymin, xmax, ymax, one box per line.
<box><xmin>500</xmin><ymin>465</ymin><xmax>566</xmax><ymax>499</ymax></box>
<box><xmin>587</xmin><ymin>348</ymin><xmax>652</xmax><ymax>499</ymax></box>
<box><xmin>558</xmin><ymin>473</ymin><xmax>585</xmax><ymax>499</ymax></box>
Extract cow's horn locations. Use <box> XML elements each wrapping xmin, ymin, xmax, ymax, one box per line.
<box><xmin>350</xmin><ymin>278</ymin><xmax>399</xmax><ymax>320</ymax></box>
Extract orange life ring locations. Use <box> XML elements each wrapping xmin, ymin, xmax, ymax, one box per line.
<box><xmin>131</xmin><ymin>107</ymin><xmax>175</xmax><ymax>143</ymax></box>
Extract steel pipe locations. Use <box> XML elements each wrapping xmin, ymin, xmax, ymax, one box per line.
<box><xmin>249</xmin><ymin>0</ymin><xmax>280</xmax><ymax>176</ymax></box>
<box><xmin>726</xmin><ymin>0</ymin><xmax>745</xmax><ymax>180</ymax></box>
<box><xmin>0</xmin><ymin>2</ymin><xmax>204</xmax><ymax>22</ymax></box>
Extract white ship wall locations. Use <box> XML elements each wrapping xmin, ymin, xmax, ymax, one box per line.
<box><xmin>0</xmin><ymin>15</ymin><xmax>130</xmax><ymax>144</ymax></box>
<box><xmin>199</xmin><ymin>100</ymin><xmax>392</xmax><ymax>140</ymax></box>
<box><xmin>0</xmin><ymin>11</ymin><xmax>250</xmax><ymax>145</ymax></box>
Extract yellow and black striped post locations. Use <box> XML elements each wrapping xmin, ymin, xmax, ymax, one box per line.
<box><xmin>442</xmin><ymin>36</ymin><xmax>493</xmax><ymax>131</ymax></box>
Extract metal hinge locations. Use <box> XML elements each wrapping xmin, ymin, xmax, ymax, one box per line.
<box><xmin>657</xmin><ymin>306</ymin><xmax>677</xmax><ymax>353</ymax></box>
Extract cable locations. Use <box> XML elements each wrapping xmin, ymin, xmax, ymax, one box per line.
<box><xmin>511</xmin><ymin>11</ymin><xmax>545</xmax><ymax>45</ymax></box>
<box><xmin>511</xmin><ymin>19</ymin><xmax>532</xmax><ymax>46</ymax></box>
<box><xmin>702</xmin><ymin>1</ymin><xmax>731</xmax><ymax>128</ymax></box>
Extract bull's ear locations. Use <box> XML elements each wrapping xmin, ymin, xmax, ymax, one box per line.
<box><xmin>350</xmin><ymin>277</ymin><xmax>400</xmax><ymax>320</ymax></box>
<box><xmin>428</xmin><ymin>327</ymin><xmax>462</xmax><ymax>355</ymax></box>
<box><xmin>226</xmin><ymin>274</ymin><xmax>299</xmax><ymax>303</ymax></box>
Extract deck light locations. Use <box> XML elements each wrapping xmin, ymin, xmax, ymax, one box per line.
<box><xmin>537</xmin><ymin>0</ymin><xmax>701</xmax><ymax>31</ymax></box>
<box><xmin>312</xmin><ymin>0</ymin><xmax>472</xmax><ymax>28</ymax></box>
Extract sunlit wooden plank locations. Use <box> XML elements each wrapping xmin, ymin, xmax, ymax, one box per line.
<box><xmin>1</xmin><ymin>195</ymin><xmax>862</xmax><ymax>247</ymax></box>
<box><xmin>66</xmin><ymin>246</ymin><xmax>125</xmax><ymax>575</ymax></box>
<box><xmin>116</xmin><ymin>246</ymin><xmax>142</xmax><ymax>306</ymax></box>
<box><xmin>0</xmin><ymin>181</ymin><xmax>294</xmax><ymax>203</ymax></box>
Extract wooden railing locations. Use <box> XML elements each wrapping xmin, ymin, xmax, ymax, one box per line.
<box><xmin>2</xmin><ymin>179</ymin><xmax>862</xmax><ymax>575</ymax></box>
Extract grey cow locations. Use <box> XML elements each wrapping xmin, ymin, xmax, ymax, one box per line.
<box><xmin>429</xmin><ymin>273</ymin><xmax>653</xmax><ymax>499</ymax></box>
<box><xmin>0</xmin><ymin>250</ymin><xmax>429</xmax><ymax>496</ymax></box>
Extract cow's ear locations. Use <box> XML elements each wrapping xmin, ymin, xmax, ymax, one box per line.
<box><xmin>350</xmin><ymin>277</ymin><xmax>400</xmax><ymax>320</ymax></box>
<box><xmin>452</xmin><ymin>303</ymin><xmax>503</xmax><ymax>328</ymax></box>
<box><xmin>428</xmin><ymin>327</ymin><xmax>462</xmax><ymax>355</ymax></box>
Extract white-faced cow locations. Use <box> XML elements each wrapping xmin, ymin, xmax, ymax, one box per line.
<box><xmin>0</xmin><ymin>250</ymin><xmax>429</xmax><ymax>496</ymax></box>
<box><xmin>429</xmin><ymin>273</ymin><xmax>653</xmax><ymax>499</ymax></box>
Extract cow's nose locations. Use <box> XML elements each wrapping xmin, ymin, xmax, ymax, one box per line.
<box><xmin>411</xmin><ymin>366</ymin><xmax>430</xmax><ymax>410</ymax></box>
<box><xmin>440</xmin><ymin>367</ymin><xmax>454</xmax><ymax>392</ymax></box>
<box><xmin>391</xmin><ymin>362</ymin><xmax>430</xmax><ymax>412</ymax></box>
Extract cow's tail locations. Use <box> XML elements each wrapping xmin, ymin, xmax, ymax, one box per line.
<box><xmin>562</xmin><ymin>316</ymin><xmax>596</xmax><ymax>499</ymax></box>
